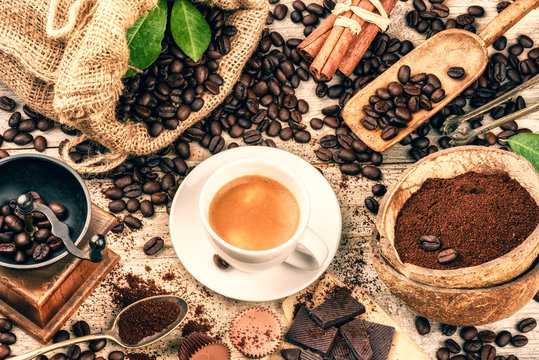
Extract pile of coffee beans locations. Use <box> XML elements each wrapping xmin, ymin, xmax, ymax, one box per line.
<box><xmin>360</xmin><ymin>65</ymin><xmax>446</xmax><ymax>140</ymax></box>
<box><xmin>116</xmin><ymin>5</ymin><xmax>236</xmax><ymax>137</ymax></box>
<box><xmin>413</xmin><ymin>316</ymin><xmax>537</xmax><ymax>360</ymax></box>
<box><xmin>0</xmin><ymin>192</ymin><xmax>67</xmax><ymax>264</ymax></box>
<box><xmin>0</xmin><ymin>318</ymin><xmax>14</xmax><ymax>360</ymax></box>
<box><xmin>406</xmin><ymin>1</ymin><xmax>484</xmax><ymax>38</ymax></box>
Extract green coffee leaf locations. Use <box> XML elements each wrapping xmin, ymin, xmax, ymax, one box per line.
<box><xmin>170</xmin><ymin>0</ymin><xmax>211</xmax><ymax>62</ymax></box>
<box><xmin>507</xmin><ymin>133</ymin><xmax>539</xmax><ymax>171</ymax></box>
<box><xmin>124</xmin><ymin>0</ymin><xmax>168</xmax><ymax>78</ymax></box>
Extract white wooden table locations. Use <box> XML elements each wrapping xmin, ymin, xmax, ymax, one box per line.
<box><xmin>1</xmin><ymin>1</ymin><xmax>538</xmax><ymax>359</ymax></box>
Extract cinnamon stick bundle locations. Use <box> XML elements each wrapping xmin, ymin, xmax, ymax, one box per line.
<box><xmin>297</xmin><ymin>0</ymin><xmax>399</xmax><ymax>80</ymax></box>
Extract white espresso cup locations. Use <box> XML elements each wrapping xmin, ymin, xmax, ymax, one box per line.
<box><xmin>199</xmin><ymin>158</ymin><xmax>328</xmax><ymax>273</ymax></box>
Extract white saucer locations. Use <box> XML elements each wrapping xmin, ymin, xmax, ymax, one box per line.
<box><xmin>169</xmin><ymin>146</ymin><xmax>342</xmax><ymax>302</ymax></box>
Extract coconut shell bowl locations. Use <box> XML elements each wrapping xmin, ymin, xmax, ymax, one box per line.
<box><xmin>372</xmin><ymin>146</ymin><xmax>539</xmax><ymax>325</ymax></box>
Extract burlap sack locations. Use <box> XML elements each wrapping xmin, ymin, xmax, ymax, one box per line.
<box><xmin>0</xmin><ymin>0</ymin><xmax>268</xmax><ymax>173</ymax></box>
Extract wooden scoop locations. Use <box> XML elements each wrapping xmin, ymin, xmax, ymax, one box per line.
<box><xmin>342</xmin><ymin>0</ymin><xmax>539</xmax><ymax>153</ymax></box>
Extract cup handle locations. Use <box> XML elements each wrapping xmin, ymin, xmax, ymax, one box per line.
<box><xmin>284</xmin><ymin>228</ymin><xmax>328</xmax><ymax>270</ymax></box>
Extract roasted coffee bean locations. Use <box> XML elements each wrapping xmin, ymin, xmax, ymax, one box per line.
<box><xmin>493</xmin><ymin>36</ymin><xmax>507</xmax><ymax>51</ymax></box>
<box><xmin>126</xmin><ymin>199</ymin><xmax>140</xmax><ymax>213</ymax></box>
<box><xmin>33</xmin><ymin>135</ymin><xmax>47</xmax><ymax>152</ymax></box>
<box><xmin>466</xmin><ymin>354</ymin><xmax>479</xmax><ymax>360</ymax></box>
<box><xmin>445</xmin><ymin>339</ymin><xmax>461</xmax><ymax>354</ymax></box>
<box><xmin>315</xmin><ymin>148</ymin><xmax>332</xmax><ymax>162</ymax></box>
<box><xmin>172</xmin><ymin>157</ymin><xmax>188</xmax><ymax>175</ymax></box>
<box><xmin>34</xmin><ymin>228</ymin><xmax>51</xmax><ymax>243</ymax></box>
<box><xmin>110</xmin><ymin>221</ymin><xmax>124</xmax><ymax>234</ymax></box>
<box><xmin>431</xmin><ymin>88</ymin><xmax>445</xmax><ymax>102</ymax></box>
<box><xmin>0</xmin><ymin>96</ymin><xmax>15</xmax><ymax>111</ymax></box>
<box><xmin>273</xmin><ymin>4</ymin><xmax>288</xmax><ymax>20</ymax></box>
<box><xmin>461</xmin><ymin>326</ymin><xmax>478</xmax><ymax>341</ymax></box>
<box><xmin>447</xmin><ymin>67</ymin><xmax>465</xmax><ymax>79</ymax></box>
<box><xmin>494</xmin><ymin>330</ymin><xmax>511</xmax><ymax>348</ymax></box>
<box><xmin>362</xmin><ymin>165</ymin><xmax>381</xmax><ymax>180</ymax></box>
<box><xmin>4</xmin><ymin>215</ymin><xmax>23</xmax><ymax>232</ymax></box>
<box><xmin>213</xmin><ymin>254</ymin><xmax>229</xmax><ymax>269</ymax></box>
<box><xmin>144</xmin><ymin>237</ymin><xmax>164</xmax><ymax>255</ymax></box>
<box><xmin>114</xmin><ymin>175</ymin><xmax>132</xmax><ymax>189</ymax></box>
<box><xmin>138</xmin><ymin>200</ymin><xmax>154</xmax><ymax>218</ymax></box>
<box><xmin>14</xmin><ymin>233</ymin><xmax>32</xmax><ymax>249</ymax></box>
<box><xmin>415</xmin><ymin>316</ymin><xmax>430</xmax><ymax>335</ymax></box>
<box><xmin>361</xmin><ymin>117</ymin><xmax>378</xmax><ymax>131</ymax></box>
<box><xmin>436</xmin><ymin>348</ymin><xmax>450</xmax><ymax>360</ymax></box>
<box><xmin>0</xmin><ymin>332</ymin><xmax>16</xmax><ymax>345</ymax></box>
<box><xmin>151</xmin><ymin>192</ymin><xmax>168</xmax><ymax>205</ymax></box>
<box><xmin>468</xmin><ymin>5</ymin><xmax>485</xmax><ymax>17</ymax></box>
<box><xmin>340</xmin><ymin>163</ymin><xmax>361</xmax><ymax>176</ymax></box>
<box><xmin>143</xmin><ymin>180</ymin><xmax>161</xmax><ymax>194</ymax></box>
<box><xmin>53</xmin><ymin>330</ymin><xmax>70</xmax><ymax>343</ymax></box>
<box><xmin>0</xmin><ymin>319</ymin><xmax>12</xmax><ymax>334</ymax></box>
<box><xmin>517</xmin><ymin>35</ymin><xmax>533</xmax><ymax>48</ymax></box>
<box><xmin>380</xmin><ymin>126</ymin><xmax>397</xmax><ymax>140</ymax></box>
<box><xmin>0</xmin><ymin>244</ymin><xmax>15</xmax><ymax>256</ymax></box>
<box><xmin>431</xmin><ymin>3</ymin><xmax>449</xmax><ymax>17</ymax></box>
<box><xmin>438</xmin><ymin>248</ymin><xmax>458</xmax><ymax>264</ymax></box>
<box><xmin>13</xmin><ymin>133</ymin><xmax>33</xmax><ymax>145</ymax></box>
<box><xmin>517</xmin><ymin>317</ymin><xmax>536</xmax><ymax>333</ymax></box>
<box><xmin>89</xmin><ymin>339</ymin><xmax>107</xmax><ymax>352</ymax></box>
<box><xmin>364</xmin><ymin>196</ymin><xmax>379</xmax><ymax>214</ymax></box>
<box><xmin>398</xmin><ymin>65</ymin><xmax>411</xmax><ymax>84</ymax></box>
<box><xmin>104</xmin><ymin>187</ymin><xmax>123</xmax><ymax>200</ymax></box>
<box><xmin>0</xmin><ymin>344</ymin><xmax>10</xmax><ymax>360</ymax></box>
<box><xmin>372</xmin><ymin>184</ymin><xmax>386</xmax><ymax>197</ymax></box>
<box><xmin>419</xmin><ymin>235</ymin><xmax>441</xmax><ymax>251</ymax></box>
<box><xmin>510</xmin><ymin>334</ymin><xmax>527</xmax><ymax>347</ymax></box>
<box><xmin>108</xmin><ymin>200</ymin><xmax>126</xmax><ymax>213</ymax></box>
<box><xmin>33</xmin><ymin>243</ymin><xmax>51</xmax><ymax>262</ymax></box>
<box><xmin>66</xmin><ymin>345</ymin><xmax>82</xmax><ymax>360</ymax></box>
<box><xmin>80</xmin><ymin>351</ymin><xmax>95</xmax><ymax>360</ymax></box>
<box><xmin>294</xmin><ymin>130</ymin><xmax>311</xmax><ymax>143</ymax></box>
<box><xmin>108</xmin><ymin>352</ymin><xmax>124</xmax><ymax>360</ymax></box>
<box><xmin>72</xmin><ymin>320</ymin><xmax>91</xmax><ymax>337</ymax></box>
<box><xmin>480</xmin><ymin>345</ymin><xmax>496</xmax><ymax>360</ymax></box>
<box><xmin>124</xmin><ymin>215</ymin><xmax>142</xmax><ymax>229</ymax></box>
<box><xmin>463</xmin><ymin>340</ymin><xmax>483</xmax><ymax>353</ymax></box>
<box><xmin>478</xmin><ymin>330</ymin><xmax>496</xmax><ymax>343</ymax></box>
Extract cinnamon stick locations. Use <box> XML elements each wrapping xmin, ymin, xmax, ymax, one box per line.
<box><xmin>337</xmin><ymin>0</ymin><xmax>399</xmax><ymax>77</ymax></box>
<box><xmin>310</xmin><ymin>0</ymin><xmax>367</xmax><ymax>79</ymax></box>
<box><xmin>319</xmin><ymin>0</ymin><xmax>376</xmax><ymax>80</ymax></box>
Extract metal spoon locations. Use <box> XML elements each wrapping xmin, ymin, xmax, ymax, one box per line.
<box><xmin>10</xmin><ymin>295</ymin><xmax>188</xmax><ymax>360</ymax></box>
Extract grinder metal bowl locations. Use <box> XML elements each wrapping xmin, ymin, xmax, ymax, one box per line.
<box><xmin>0</xmin><ymin>154</ymin><xmax>106</xmax><ymax>269</ymax></box>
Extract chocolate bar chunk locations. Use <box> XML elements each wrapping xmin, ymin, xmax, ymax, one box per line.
<box><xmin>301</xmin><ymin>350</ymin><xmax>321</xmax><ymax>360</ymax></box>
<box><xmin>327</xmin><ymin>333</ymin><xmax>355</xmax><ymax>360</ymax></box>
<box><xmin>363</xmin><ymin>321</ymin><xmax>395</xmax><ymax>360</ymax></box>
<box><xmin>310</xmin><ymin>288</ymin><xmax>366</xmax><ymax>328</ymax></box>
<box><xmin>281</xmin><ymin>348</ymin><xmax>301</xmax><ymax>360</ymax></box>
<box><xmin>285</xmin><ymin>306</ymin><xmax>338</xmax><ymax>356</ymax></box>
<box><xmin>340</xmin><ymin>318</ymin><xmax>373</xmax><ymax>360</ymax></box>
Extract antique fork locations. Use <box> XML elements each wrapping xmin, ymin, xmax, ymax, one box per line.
<box><xmin>441</xmin><ymin>73</ymin><xmax>539</xmax><ymax>146</ymax></box>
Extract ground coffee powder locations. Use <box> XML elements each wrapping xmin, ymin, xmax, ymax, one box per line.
<box><xmin>394</xmin><ymin>171</ymin><xmax>539</xmax><ymax>269</ymax></box>
<box><xmin>118</xmin><ymin>300</ymin><xmax>181</xmax><ymax>345</ymax></box>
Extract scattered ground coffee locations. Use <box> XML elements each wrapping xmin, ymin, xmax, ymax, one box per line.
<box><xmin>117</xmin><ymin>300</ymin><xmax>181</xmax><ymax>345</ymax></box>
<box><xmin>395</xmin><ymin>171</ymin><xmax>539</xmax><ymax>269</ymax></box>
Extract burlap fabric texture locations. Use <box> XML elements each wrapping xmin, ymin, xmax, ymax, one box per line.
<box><xmin>0</xmin><ymin>0</ymin><xmax>268</xmax><ymax>173</ymax></box>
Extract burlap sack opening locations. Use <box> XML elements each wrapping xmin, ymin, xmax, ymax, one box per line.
<box><xmin>0</xmin><ymin>0</ymin><xmax>268</xmax><ymax>173</ymax></box>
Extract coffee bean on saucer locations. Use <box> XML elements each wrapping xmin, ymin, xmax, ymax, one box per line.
<box><xmin>441</xmin><ymin>323</ymin><xmax>457</xmax><ymax>336</ymax></box>
<box><xmin>510</xmin><ymin>334</ymin><xmax>528</xmax><ymax>347</ymax></box>
<box><xmin>89</xmin><ymin>339</ymin><xmax>106</xmax><ymax>352</ymax></box>
<box><xmin>415</xmin><ymin>316</ymin><xmax>430</xmax><ymax>335</ymax></box>
<box><xmin>481</xmin><ymin>345</ymin><xmax>496</xmax><ymax>360</ymax></box>
<box><xmin>53</xmin><ymin>330</ymin><xmax>70</xmax><ymax>343</ymax></box>
<box><xmin>517</xmin><ymin>318</ymin><xmax>536</xmax><ymax>333</ymax></box>
<box><xmin>419</xmin><ymin>235</ymin><xmax>441</xmax><ymax>251</ymax></box>
<box><xmin>495</xmin><ymin>330</ymin><xmax>512</xmax><ymax>347</ymax></box>
<box><xmin>436</xmin><ymin>348</ymin><xmax>450</xmax><ymax>360</ymax></box>
<box><xmin>478</xmin><ymin>330</ymin><xmax>496</xmax><ymax>343</ymax></box>
<box><xmin>0</xmin><ymin>344</ymin><xmax>10</xmax><ymax>360</ymax></box>
<box><xmin>213</xmin><ymin>254</ymin><xmax>230</xmax><ymax>270</ymax></box>
<box><xmin>67</xmin><ymin>345</ymin><xmax>81</xmax><ymax>360</ymax></box>
<box><xmin>0</xmin><ymin>319</ymin><xmax>12</xmax><ymax>333</ymax></box>
<box><xmin>72</xmin><ymin>320</ymin><xmax>91</xmax><ymax>337</ymax></box>
<box><xmin>143</xmin><ymin>237</ymin><xmax>164</xmax><ymax>255</ymax></box>
<box><xmin>0</xmin><ymin>332</ymin><xmax>16</xmax><ymax>345</ymax></box>
<box><xmin>444</xmin><ymin>339</ymin><xmax>460</xmax><ymax>354</ymax></box>
<box><xmin>438</xmin><ymin>248</ymin><xmax>458</xmax><ymax>264</ymax></box>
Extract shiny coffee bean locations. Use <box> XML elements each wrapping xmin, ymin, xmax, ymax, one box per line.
<box><xmin>364</xmin><ymin>196</ymin><xmax>379</xmax><ymax>214</ymax></box>
<box><xmin>517</xmin><ymin>318</ymin><xmax>536</xmax><ymax>333</ymax></box>
<box><xmin>89</xmin><ymin>339</ymin><xmax>107</xmax><ymax>352</ymax></box>
<box><xmin>123</xmin><ymin>215</ymin><xmax>142</xmax><ymax>229</ymax></box>
<box><xmin>481</xmin><ymin>345</ymin><xmax>496</xmax><ymax>360</ymax></box>
<box><xmin>510</xmin><ymin>335</ymin><xmax>528</xmax><ymax>347</ymax></box>
<box><xmin>0</xmin><ymin>319</ymin><xmax>12</xmax><ymax>333</ymax></box>
<box><xmin>436</xmin><ymin>348</ymin><xmax>450</xmax><ymax>360</ymax></box>
<box><xmin>444</xmin><ymin>339</ymin><xmax>461</xmax><ymax>354</ymax></box>
<box><xmin>0</xmin><ymin>332</ymin><xmax>15</xmax><ymax>345</ymax></box>
<box><xmin>419</xmin><ymin>235</ymin><xmax>441</xmax><ymax>251</ymax></box>
<box><xmin>362</xmin><ymin>165</ymin><xmax>381</xmax><ymax>180</ymax></box>
<box><xmin>53</xmin><ymin>330</ymin><xmax>70</xmax><ymax>343</ymax></box>
<box><xmin>144</xmin><ymin>237</ymin><xmax>164</xmax><ymax>255</ymax></box>
<box><xmin>72</xmin><ymin>320</ymin><xmax>91</xmax><ymax>337</ymax></box>
<box><xmin>478</xmin><ymin>330</ymin><xmax>496</xmax><ymax>343</ymax></box>
<box><xmin>49</xmin><ymin>202</ymin><xmax>67</xmax><ymax>220</ymax></box>
<box><xmin>108</xmin><ymin>200</ymin><xmax>126</xmax><ymax>213</ymax></box>
<box><xmin>415</xmin><ymin>316</ymin><xmax>430</xmax><ymax>335</ymax></box>
<box><xmin>108</xmin><ymin>351</ymin><xmax>124</xmax><ymax>360</ymax></box>
<box><xmin>463</xmin><ymin>340</ymin><xmax>483</xmax><ymax>353</ymax></box>
<box><xmin>0</xmin><ymin>344</ymin><xmax>10</xmax><ymax>360</ymax></box>
<box><xmin>447</xmin><ymin>67</ymin><xmax>466</xmax><ymax>79</ymax></box>
<box><xmin>461</xmin><ymin>326</ymin><xmax>478</xmax><ymax>341</ymax></box>
<box><xmin>67</xmin><ymin>345</ymin><xmax>82</xmax><ymax>360</ymax></box>
<box><xmin>372</xmin><ymin>184</ymin><xmax>387</xmax><ymax>197</ymax></box>
<box><xmin>495</xmin><ymin>331</ymin><xmax>511</xmax><ymax>347</ymax></box>
<box><xmin>140</xmin><ymin>200</ymin><xmax>154</xmax><ymax>218</ymax></box>
<box><xmin>33</xmin><ymin>243</ymin><xmax>51</xmax><ymax>262</ymax></box>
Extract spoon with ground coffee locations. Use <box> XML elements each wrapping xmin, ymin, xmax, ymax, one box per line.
<box><xmin>10</xmin><ymin>295</ymin><xmax>188</xmax><ymax>360</ymax></box>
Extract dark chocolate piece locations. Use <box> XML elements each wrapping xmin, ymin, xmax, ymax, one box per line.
<box><xmin>281</xmin><ymin>348</ymin><xmax>301</xmax><ymax>360</ymax></box>
<box><xmin>285</xmin><ymin>306</ymin><xmax>338</xmax><ymax>356</ymax></box>
<box><xmin>363</xmin><ymin>321</ymin><xmax>395</xmax><ymax>360</ymax></box>
<box><xmin>310</xmin><ymin>288</ymin><xmax>366</xmax><ymax>328</ymax></box>
<box><xmin>340</xmin><ymin>318</ymin><xmax>373</xmax><ymax>360</ymax></box>
<box><xmin>301</xmin><ymin>349</ymin><xmax>321</xmax><ymax>360</ymax></box>
<box><xmin>327</xmin><ymin>333</ymin><xmax>355</xmax><ymax>360</ymax></box>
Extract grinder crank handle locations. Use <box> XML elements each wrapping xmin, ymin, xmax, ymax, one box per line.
<box><xmin>478</xmin><ymin>0</ymin><xmax>539</xmax><ymax>47</ymax></box>
<box><xmin>17</xmin><ymin>194</ymin><xmax>106</xmax><ymax>262</ymax></box>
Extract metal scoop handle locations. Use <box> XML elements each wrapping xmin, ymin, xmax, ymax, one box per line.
<box><xmin>17</xmin><ymin>194</ymin><xmax>106</xmax><ymax>262</ymax></box>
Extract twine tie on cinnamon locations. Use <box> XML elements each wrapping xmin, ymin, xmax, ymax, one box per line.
<box><xmin>332</xmin><ymin>0</ymin><xmax>390</xmax><ymax>35</ymax></box>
